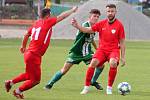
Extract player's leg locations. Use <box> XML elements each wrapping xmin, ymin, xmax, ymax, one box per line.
<box><xmin>91</xmin><ymin>65</ymin><xmax>104</xmax><ymax>90</ymax></box>
<box><xmin>20</xmin><ymin>63</ymin><xmax>41</xmax><ymax>90</ymax></box>
<box><xmin>81</xmin><ymin>49</ymin><xmax>106</xmax><ymax>94</ymax></box>
<box><xmin>80</xmin><ymin>58</ymin><xmax>100</xmax><ymax>94</ymax></box>
<box><xmin>44</xmin><ymin>62</ymin><xmax>73</xmax><ymax>89</ymax></box>
<box><xmin>44</xmin><ymin>52</ymin><xmax>81</xmax><ymax>89</ymax></box>
<box><xmin>13</xmin><ymin>62</ymin><xmax>41</xmax><ymax>99</ymax></box>
<box><xmin>84</xmin><ymin>58</ymin><xmax>104</xmax><ymax>90</ymax></box>
<box><xmin>13</xmin><ymin>52</ymin><xmax>41</xmax><ymax>99</ymax></box>
<box><xmin>5</xmin><ymin>73</ymin><xmax>29</xmax><ymax>92</ymax></box>
<box><xmin>5</xmin><ymin>52</ymin><xmax>30</xmax><ymax>93</ymax></box>
<box><xmin>106</xmin><ymin>50</ymin><xmax>120</xmax><ymax>94</ymax></box>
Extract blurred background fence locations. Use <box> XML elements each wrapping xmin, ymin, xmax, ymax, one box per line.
<box><xmin>0</xmin><ymin>0</ymin><xmax>150</xmax><ymax>40</ymax></box>
<box><xmin>0</xmin><ymin>0</ymin><xmax>149</xmax><ymax>20</ymax></box>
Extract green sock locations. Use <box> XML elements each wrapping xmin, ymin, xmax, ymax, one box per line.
<box><xmin>47</xmin><ymin>71</ymin><xmax>63</xmax><ymax>85</ymax></box>
<box><xmin>91</xmin><ymin>67</ymin><xmax>104</xmax><ymax>84</ymax></box>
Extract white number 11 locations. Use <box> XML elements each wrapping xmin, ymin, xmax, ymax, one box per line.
<box><xmin>30</xmin><ymin>27</ymin><xmax>51</xmax><ymax>44</ymax></box>
<box><xmin>31</xmin><ymin>27</ymin><xmax>41</xmax><ymax>41</ymax></box>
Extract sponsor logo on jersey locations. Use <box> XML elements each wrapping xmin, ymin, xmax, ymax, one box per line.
<box><xmin>111</xmin><ymin>29</ymin><xmax>116</xmax><ymax>34</ymax></box>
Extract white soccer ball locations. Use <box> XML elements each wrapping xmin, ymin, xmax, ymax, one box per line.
<box><xmin>117</xmin><ymin>82</ymin><xmax>131</xmax><ymax>95</ymax></box>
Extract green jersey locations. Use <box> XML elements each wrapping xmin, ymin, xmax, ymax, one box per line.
<box><xmin>66</xmin><ymin>21</ymin><xmax>96</xmax><ymax>65</ymax></box>
<box><xmin>69</xmin><ymin>21</ymin><xmax>95</xmax><ymax>56</ymax></box>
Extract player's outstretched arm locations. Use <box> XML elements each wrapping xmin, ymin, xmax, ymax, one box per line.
<box><xmin>71</xmin><ymin>18</ymin><xmax>94</xmax><ymax>34</ymax></box>
<box><xmin>20</xmin><ymin>33</ymin><xmax>30</xmax><ymax>54</ymax></box>
<box><xmin>56</xmin><ymin>6</ymin><xmax>78</xmax><ymax>23</ymax></box>
<box><xmin>120</xmin><ymin>39</ymin><xmax>126</xmax><ymax>67</ymax></box>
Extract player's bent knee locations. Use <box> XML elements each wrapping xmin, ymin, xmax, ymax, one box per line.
<box><xmin>110</xmin><ymin>61</ymin><xmax>117</xmax><ymax>67</ymax></box>
<box><xmin>33</xmin><ymin>77</ymin><xmax>41</xmax><ymax>84</ymax></box>
<box><xmin>109</xmin><ymin>59</ymin><xmax>117</xmax><ymax>67</ymax></box>
<box><xmin>37</xmin><ymin>81</ymin><xmax>40</xmax><ymax>84</ymax></box>
<box><xmin>61</xmin><ymin>68</ymin><xmax>68</xmax><ymax>74</ymax></box>
<box><xmin>61</xmin><ymin>63</ymin><xmax>72</xmax><ymax>74</ymax></box>
<box><xmin>60</xmin><ymin>69</ymin><xmax>65</xmax><ymax>74</ymax></box>
<box><xmin>33</xmin><ymin>80</ymin><xmax>40</xmax><ymax>86</ymax></box>
<box><xmin>89</xmin><ymin>58</ymin><xmax>99</xmax><ymax>68</ymax></box>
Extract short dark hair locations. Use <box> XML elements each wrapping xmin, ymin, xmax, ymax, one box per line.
<box><xmin>89</xmin><ymin>9</ymin><xmax>101</xmax><ymax>15</ymax></box>
<box><xmin>106</xmin><ymin>4</ymin><xmax>116</xmax><ymax>8</ymax></box>
<box><xmin>41</xmin><ymin>8</ymin><xmax>51</xmax><ymax>18</ymax></box>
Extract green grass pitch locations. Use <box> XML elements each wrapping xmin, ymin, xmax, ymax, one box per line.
<box><xmin>0</xmin><ymin>38</ymin><xmax>150</xmax><ymax>100</ymax></box>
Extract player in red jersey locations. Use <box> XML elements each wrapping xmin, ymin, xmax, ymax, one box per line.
<box><xmin>71</xmin><ymin>4</ymin><xmax>126</xmax><ymax>95</ymax></box>
<box><xmin>5</xmin><ymin>7</ymin><xmax>77</xmax><ymax>99</ymax></box>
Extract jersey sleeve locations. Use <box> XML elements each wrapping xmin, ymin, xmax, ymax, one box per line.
<box><xmin>47</xmin><ymin>17</ymin><xmax>57</xmax><ymax>27</ymax></box>
<box><xmin>119</xmin><ymin>23</ymin><xmax>125</xmax><ymax>40</ymax></box>
<box><xmin>76</xmin><ymin>22</ymin><xmax>90</xmax><ymax>34</ymax></box>
<box><xmin>91</xmin><ymin>22</ymin><xmax>101</xmax><ymax>32</ymax></box>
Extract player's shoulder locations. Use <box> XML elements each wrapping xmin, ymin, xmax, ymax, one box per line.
<box><xmin>31</xmin><ymin>19</ymin><xmax>42</xmax><ymax>27</ymax></box>
<box><xmin>33</xmin><ymin>19</ymin><xmax>42</xmax><ymax>25</ymax></box>
<box><xmin>95</xmin><ymin>19</ymin><xmax>107</xmax><ymax>26</ymax></box>
<box><xmin>97</xmin><ymin>19</ymin><xmax>107</xmax><ymax>24</ymax></box>
<box><xmin>115</xmin><ymin>19</ymin><xmax>123</xmax><ymax>26</ymax></box>
<box><xmin>101</xmin><ymin>19</ymin><xmax>108</xmax><ymax>23</ymax></box>
<box><xmin>47</xmin><ymin>17</ymin><xmax>57</xmax><ymax>21</ymax></box>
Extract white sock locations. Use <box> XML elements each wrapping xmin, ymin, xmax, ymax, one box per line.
<box><xmin>107</xmin><ymin>86</ymin><xmax>112</xmax><ymax>89</ymax></box>
<box><xmin>15</xmin><ymin>88</ymin><xmax>22</xmax><ymax>94</ymax></box>
<box><xmin>10</xmin><ymin>80</ymin><xmax>14</xmax><ymax>86</ymax></box>
<box><xmin>84</xmin><ymin>86</ymin><xmax>90</xmax><ymax>90</ymax></box>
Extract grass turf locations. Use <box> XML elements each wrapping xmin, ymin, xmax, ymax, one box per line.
<box><xmin>0</xmin><ymin>38</ymin><xmax>150</xmax><ymax>100</ymax></box>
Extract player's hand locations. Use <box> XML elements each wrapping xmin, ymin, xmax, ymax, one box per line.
<box><xmin>71</xmin><ymin>18</ymin><xmax>78</xmax><ymax>28</ymax></box>
<box><xmin>121</xmin><ymin>57</ymin><xmax>126</xmax><ymax>67</ymax></box>
<box><xmin>72</xmin><ymin>6</ymin><xmax>78</xmax><ymax>13</ymax></box>
<box><xmin>20</xmin><ymin>47</ymin><xmax>26</xmax><ymax>54</ymax></box>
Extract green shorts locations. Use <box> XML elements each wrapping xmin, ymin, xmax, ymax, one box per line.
<box><xmin>66</xmin><ymin>52</ymin><xmax>93</xmax><ymax>65</ymax></box>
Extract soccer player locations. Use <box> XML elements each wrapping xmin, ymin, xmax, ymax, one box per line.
<box><xmin>44</xmin><ymin>9</ymin><xmax>104</xmax><ymax>90</ymax></box>
<box><xmin>4</xmin><ymin>7</ymin><xmax>77</xmax><ymax>99</ymax></box>
<box><xmin>71</xmin><ymin>4</ymin><xmax>126</xmax><ymax>95</ymax></box>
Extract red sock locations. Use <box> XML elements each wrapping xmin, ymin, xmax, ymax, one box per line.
<box><xmin>12</xmin><ymin>73</ymin><xmax>29</xmax><ymax>84</ymax></box>
<box><xmin>18</xmin><ymin>69</ymin><xmax>41</xmax><ymax>92</ymax></box>
<box><xmin>85</xmin><ymin>67</ymin><xmax>95</xmax><ymax>86</ymax></box>
<box><xmin>19</xmin><ymin>80</ymin><xmax>39</xmax><ymax>92</ymax></box>
<box><xmin>108</xmin><ymin>67</ymin><xmax>117</xmax><ymax>87</ymax></box>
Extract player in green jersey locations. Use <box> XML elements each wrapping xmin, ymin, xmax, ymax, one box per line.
<box><xmin>44</xmin><ymin>9</ymin><xmax>104</xmax><ymax>90</ymax></box>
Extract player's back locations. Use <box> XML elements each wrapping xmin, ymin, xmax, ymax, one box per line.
<box><xmin>28</xmin><ymin>17</ymin><xmax>57</xmax><ymax>56</ymax></box>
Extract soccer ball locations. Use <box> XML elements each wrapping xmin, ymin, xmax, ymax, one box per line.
<box><xmin>117</xmin><ymin>82</ymin><xmax>131</xmax><ymax>95</ymax></box>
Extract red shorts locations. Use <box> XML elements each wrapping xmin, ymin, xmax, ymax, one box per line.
<box><xmin>24</xmin><ymin>51</ymin><xmax>42</xmax><ymax>81</ymax></box>
<box><xmin>93</xmin><ymin>49</ymin><xmax>120</xmax><ymax>66</ymax></box>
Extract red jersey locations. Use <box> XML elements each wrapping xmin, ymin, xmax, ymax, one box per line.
<box><xmin>27</xmin><ymin>17</ymin><xmax>57</xmax><ymax>56</ymax></box>
<box><xmin>92</xmin><ymin>19</ymin><xmax>125</xmax><ymax>51</ymax></box>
